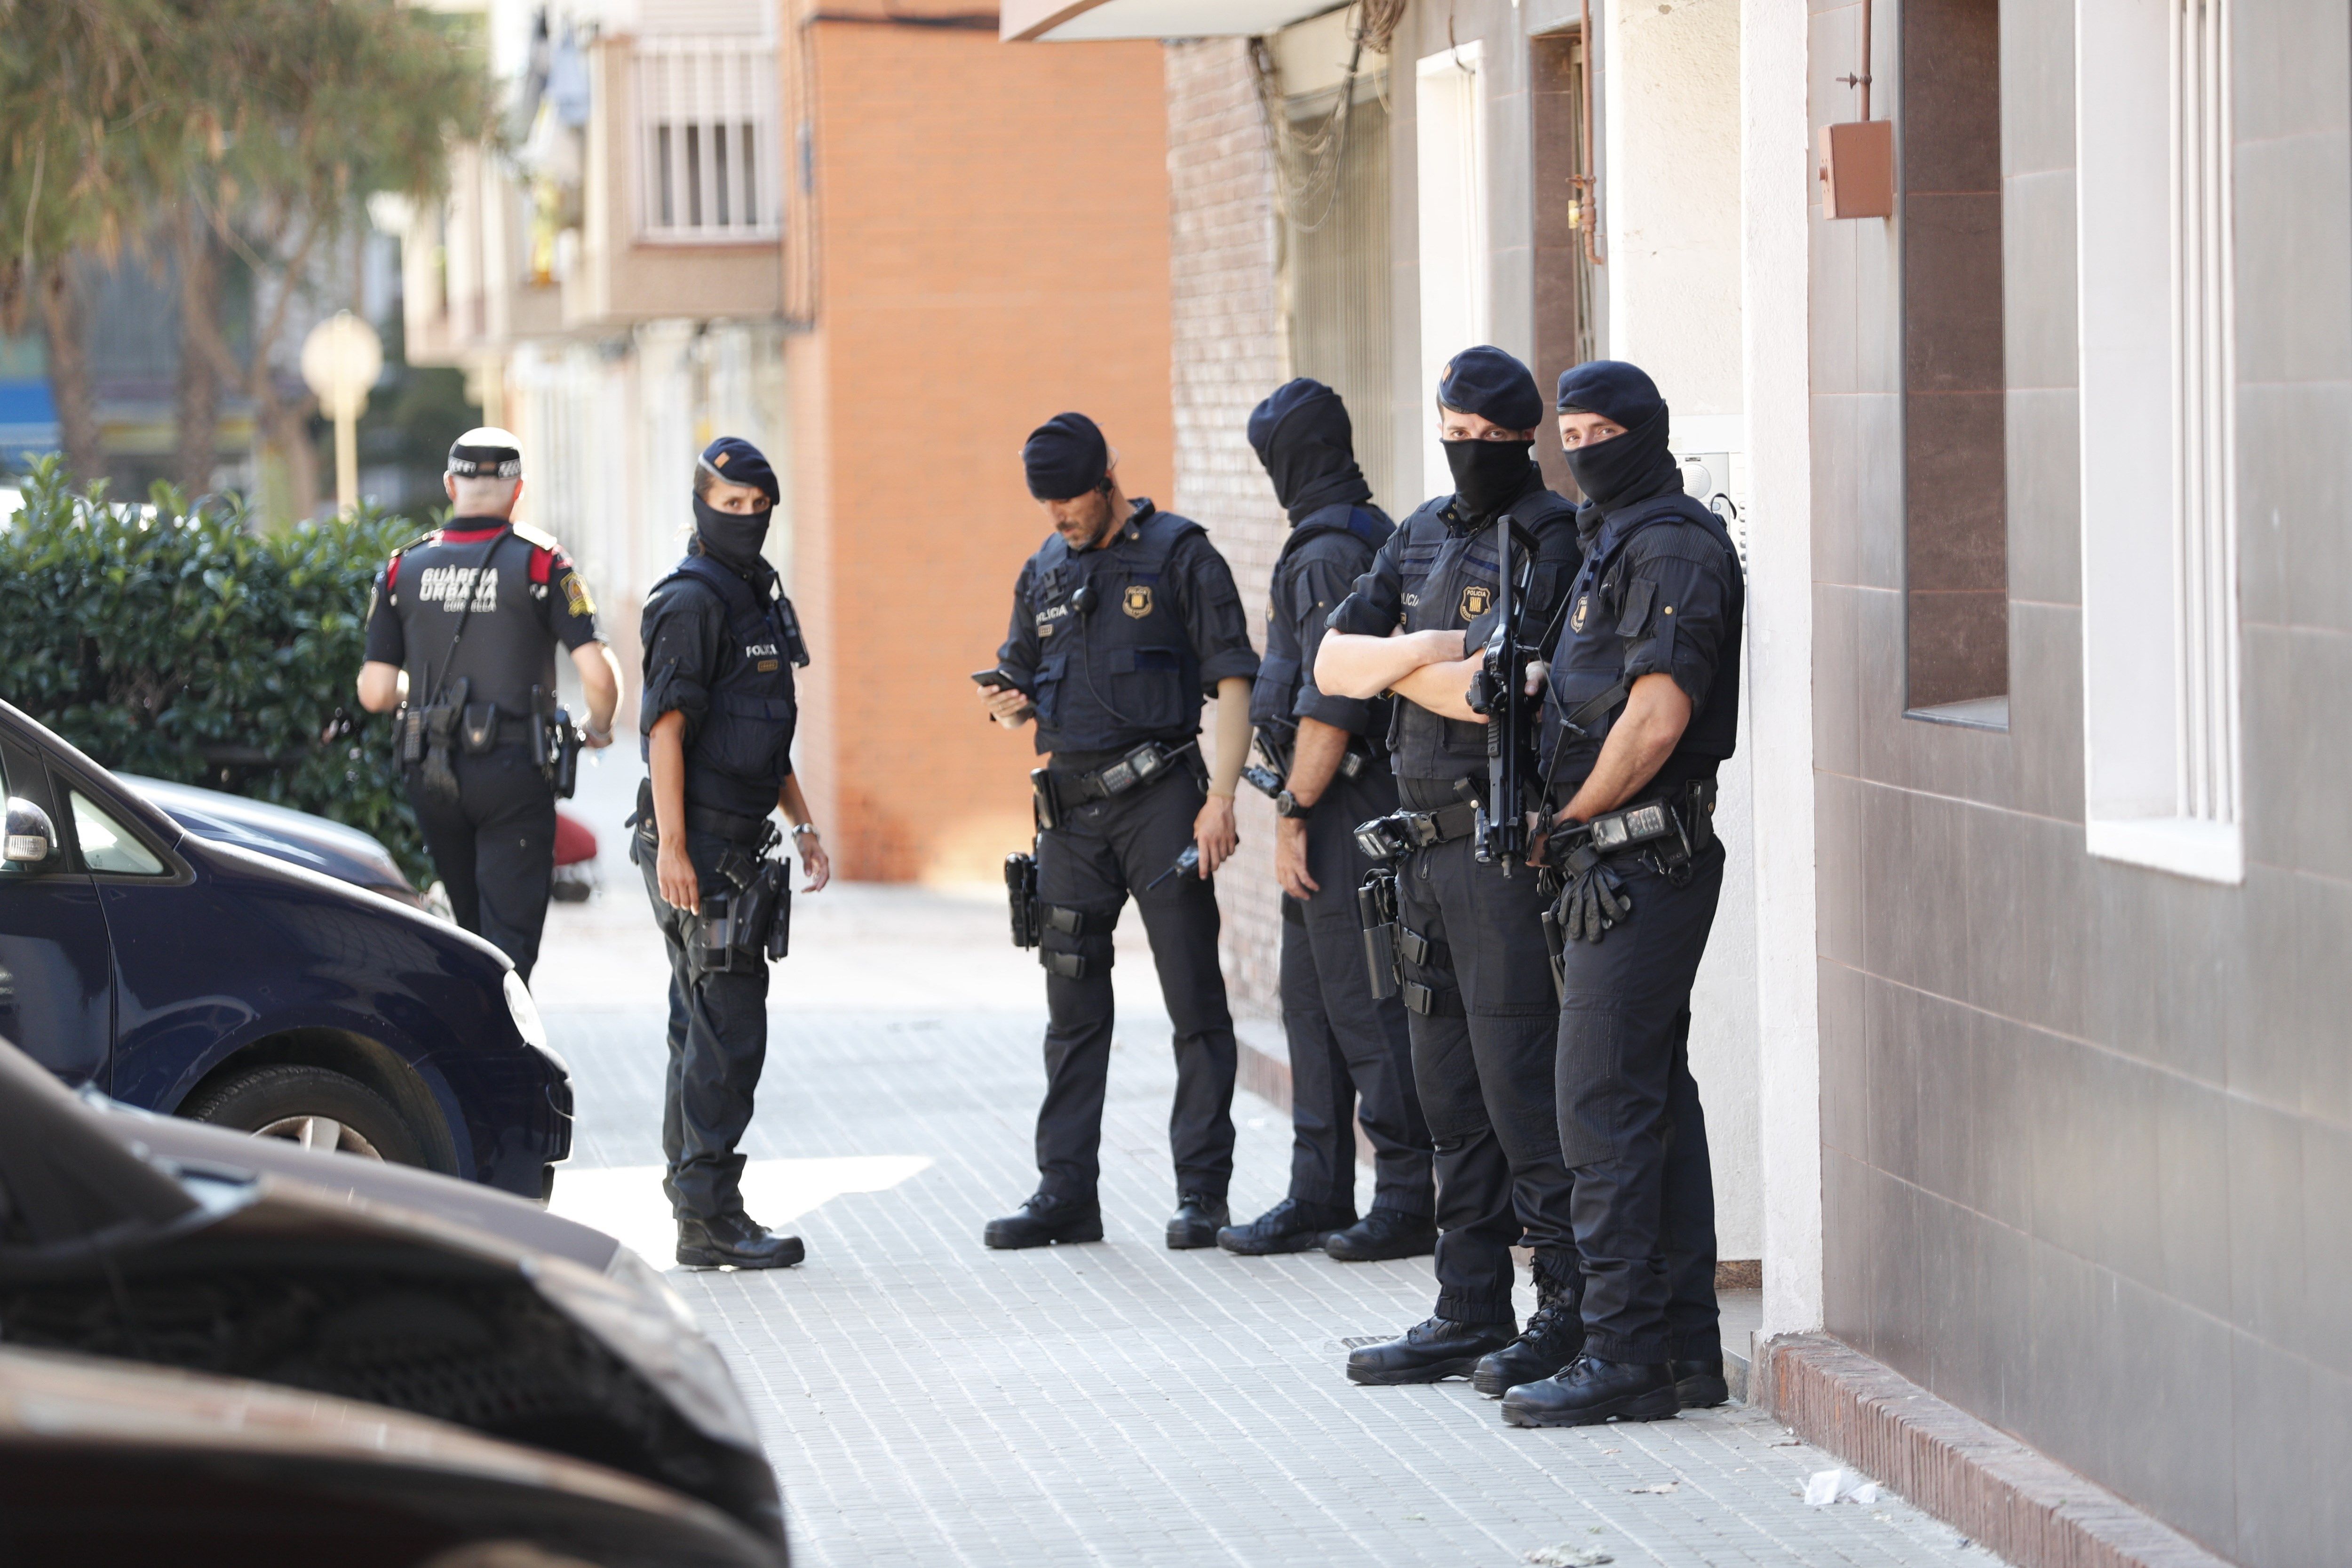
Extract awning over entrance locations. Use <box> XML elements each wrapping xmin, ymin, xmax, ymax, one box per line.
<box><xmin>1001</xmin><ymin>0</ymin><xmax>1348</xmax><ymax>43</ymax></box>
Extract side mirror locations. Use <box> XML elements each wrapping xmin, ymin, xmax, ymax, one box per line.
<box><xmin>4</xmin><ymin>797</ymin><xmax>58</xmax><ymax>866</ymax></box>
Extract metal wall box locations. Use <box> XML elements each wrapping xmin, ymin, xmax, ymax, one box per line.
<box><xmin>1819</xmin><ymin>120</ymin><xmax>1895</xmax><ymax>219</ymax></box>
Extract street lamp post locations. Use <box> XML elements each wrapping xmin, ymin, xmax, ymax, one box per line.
<box><xmin>299</xmin><ymin>311</ymin><xmax>384</xmax><ymax>518</ymax></box>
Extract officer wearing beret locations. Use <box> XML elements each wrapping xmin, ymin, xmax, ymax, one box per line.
<box><xmin>1497</xmin><ymin>361</ymin><xmax>1741</xmax><ymax>1428</ymax></box>
<box><xmin>1216</xmin><ymin>380</ymin><xmax>1436</xmax><ymax>1262</ymax></box>
<box><xmin>979</xmin><ymin>413</ymin><xmax>1262</xmax><ymax>1251</ymax></box>
<box><xmin>636</xmin><ymin>436</ymin><xmax>831</xmax><ymax>1271</ymax></box>
<box><xmin>1314</xmin><ymin>348</ymin><xmax>1591</xmax><ymax>1394</ymax></box>
<box><xmin>358</xmin><ymin>428</ymin><xmax>622</xmax><ymax>980</ymax></box>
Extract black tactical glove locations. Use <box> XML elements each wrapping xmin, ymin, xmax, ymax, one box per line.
<box><xmin>1552</xmin><ymin>840</ymin><xmax>1634</xmax><ymax>944</ymax></box>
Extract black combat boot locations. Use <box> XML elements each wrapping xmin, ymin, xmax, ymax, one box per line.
<box><xmin>983</xmin><ymin>1192</ymin><xmax>1104</xmax><ymax>1250</ymax></box>
<box><xmin>1166</xmin><ymin>1190</ymin><xmax>1230</xmax><ymax>1250</ymax></box>
<box><xmin>1472</xmin><ymin>1298</ymin><xmax>1584</xmax><ymax>1398</ymax></box>
<box><xmin>1322</xmin><ymin>1208</ymin><xmax>1438</xmax><ymax>1262</ymax></box>
<box><xmin>1670</xmin><ymin>1357</ymin><xmax>1730</xmax><ymax>1408</ymax></box>
<box><xmin>1345</xmin><ymin>1317</ymin><xmax>1516</xmax><ymax>1385</ymax></box>
<box><xmin>1216</xmin><ymin>1196</ymin><xmax>1355</xmax><ymax>1255</ymax></box>
<box><xmin>676</xmin><ymin>1212</ymin><xmax>805</xmax><ymax>1270</ymax></box>
<box><xmin>1499</xmin><ymin>1355</ymin><xmax>1679</xmax><ymax>1427</ymax></box>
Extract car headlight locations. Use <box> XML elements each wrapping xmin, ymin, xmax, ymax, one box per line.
<box><xmin>524</xmin><ymin>1247</ymin><xmax>763</xmax><ymax>1451</ymax></box>
<box><xmin>502</xmin><ymin>969</ymin><xmax>550</xmax><ymax>1051</ymax></box>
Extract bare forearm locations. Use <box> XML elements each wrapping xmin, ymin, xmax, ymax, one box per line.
<box><xmin>572</xmin><ymin>642</ymin><xmax>622</xmax><ymax>736</ymax></box>
<box><xmin>649</xmin><ymin>715</ymin><xmax>689</xmax><ymax>843</ymax></box>
<box><xmin>1284</xmin><ymin>717</ymin><xmax>1350</xmax><ymax>805</ymax></box>
<box><xmin>778</xmin><ymin>775</ymin><xmax>813</xmax><ymax>828</ymax></box>
<box><xmin>1391</xmin><ymin>656</ymin><xmax>1486</xmax><ymax>723</ymax></box>
<box><xmin>1316</xmin><ymin>629</ymin><xmax>1436</xmax><ymax>700</ymax></box>
<box><xmin>356</xmin><ymin>661</ymin><xmax>406</xmax><ymax>714</ymax></box>
<box><xmin>1207</xmin><ymin>676</ymin><xmax>1250</xmax><ymax>797</ymax></box>
<box><xmin>1556</xmin><ymin>675</ymin><xmax>1691</xmax><ymax>822</ymax></box>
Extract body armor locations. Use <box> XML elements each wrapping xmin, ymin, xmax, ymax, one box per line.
<box><xmin>1248</xmin><ymin>501</ymin><xmax>1392</xmax><ymax>748</ymax></box>
<box><xmin>652</xmin><ymin>554</ymin><xmax>807</xmax><ymax>800</ymax></box>
<box><xmin>382</xmin><ymin>522</ymin><xmax>567</xmax><ymax>721</ymax></box>
<box><xmin>1022</xmin><ymin>505</ymin><xmax>1209</xmax><ymax>755</ymax></box>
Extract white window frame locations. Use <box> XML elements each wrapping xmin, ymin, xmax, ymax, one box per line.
<box><xmin>634</xmin><ymin>34</ymin><xmax>782</xmax><ymax>245</ymax></box>
<box><xmin>1415</xmin><ymin>39</ymin><xmax>1489</xmax><ymax>501</ymax></box>
<box><xmin>2074</xmin><ymin>0</ymin><xmax>2242</xmax><ymax>883</ymax></box>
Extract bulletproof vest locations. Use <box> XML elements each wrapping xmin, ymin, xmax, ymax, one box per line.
<box><xmin>1538</xmin><ymin>493</ymin><xmax>1744</xmax><ymax>794</ymax></box>
<box><xmin>384</xmin><ymin>521</ymin><xmax>563</xmax><ymax>720</ymax></box>
<box><xmin>1248</xmin><ymin>502</ymin><xmax>1392</xmax><ymax>737</ymax></box>
<box><xmin>1024</xmin><ymin>504</ymin><xmax>1209</xmax><ymax>755</ymax></box>
<box><xmin>653</xmin><ymin>553</ymin><xmax>806</xmax><ymax>795</ymax></box>
<box><xmin>1383</xmin><ymin>486</ymin><xmax>1581</xmax><ymax>785</ymax></box>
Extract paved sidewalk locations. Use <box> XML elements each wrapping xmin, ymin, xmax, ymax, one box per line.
<box><xmin>535</xmin><ymin>865</ymin><xmax>2006</xmax><ymax>1568</ymax></box>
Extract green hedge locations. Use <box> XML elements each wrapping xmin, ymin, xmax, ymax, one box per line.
<box><xmin>0</xmin><ymin>457</ymin><xmax>435</xmax><ymax>883</ymax></box>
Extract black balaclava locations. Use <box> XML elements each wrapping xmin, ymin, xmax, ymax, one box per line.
<box><xmin>693</xmin><ymin>435</ymin><xmax>781</xmax><ymax>572</ymax></box>
<box><xmin>1435</xmin><ymin>345</ymin><xmax>1544</xmax><ymax>522</ymax></box>
<box><xmin>1554</xmin><ymin>359</ymin><xmax>1683</xmax><ymax>520</ymax></box>
<box><xmin>1248</xmin><ymin>379</ymin><xmax>1373</xmax><ymax>523</ymax></box>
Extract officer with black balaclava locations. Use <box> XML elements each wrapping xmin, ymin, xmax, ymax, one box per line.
<box><xmin>977</xmin><ymin>412</ymin><xmax>1261</xmax><ymax>1253</ymax></box>
<box><xmin>1314</xmin><ymin>347</ymin><xmax>1593</xmax><ymax>1397</ymax></box>
<box><xmin>636</xmin><ymin>436</ymin><xmax>831</xmax><ymax>1271</ymax></box>
<box><xmin>1494</xmin><ymin>360</ymin><xmax>1743</xmax><ymax>1429</ymax></box>
<box><xmin>359</xmin><ymin>428</ymin><xmax>622</xmax><ymax>981</ymax></box>
<box><xmin>1215</xmin><ymin>379</ymin><xmax>1436</xmax><ymax>1264</ymax></box>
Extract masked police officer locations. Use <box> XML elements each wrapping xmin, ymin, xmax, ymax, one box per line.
<box><xmin>1313</xmin><ymin>348</ymin><xmax>1591</xmax><ymax>1393</ymax></box>
<box><xmin>359</xmin><ymin>428</ymin><xmax>622</xmax><ymax>981</ymax></box>
<box><xmin>1216</xmin><ymin>379</ymin><xmax>1436</xmax><ymax>1263</ymax></box>
<box><xmin>1494</xmin><ymin>361</ymin><xmax>1742</xmax><ymax>1427</ymax></box>
<box><xmin>637</xmin><ymin>436</ymin><xmax>832</xmax><ymax>1271</ymax></box>
<box><xmin>978</xmin><ymin>413</ymin><xmax>1261</xmax><ymax>1252</ymax></box>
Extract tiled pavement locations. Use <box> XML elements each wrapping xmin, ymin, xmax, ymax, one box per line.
<box><xmin>535</xmin><ymin>872</ymin><xmax>2009</xmax><ymax>1568</ymax></box>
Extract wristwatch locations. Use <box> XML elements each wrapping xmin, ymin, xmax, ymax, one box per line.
<box><xmin>790</xmin><ymin>822</ymin><xmax>819</xmax><ymax>840</ymax></box>
<box><xmin>1273</xmin><ymin>789</ymin><xmax>1314</xmax><ymax>820</ymax></box>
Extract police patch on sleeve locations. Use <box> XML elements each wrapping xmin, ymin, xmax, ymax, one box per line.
<box><xmin>1458</xmin><ymin>583</ymin><xmax>1493</xmax><ymax>621</ymax></box>
<box><xmin>562</xmin><ymin>568</ymin><xmax>594</xmax><ymax>620</ymax></box>
<box><xmin>1122</xmin><ymin>584</ymin><xmax>1152</xmax><ymax>619</ymax></box>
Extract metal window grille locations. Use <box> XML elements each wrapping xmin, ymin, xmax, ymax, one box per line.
<box><xmin>635</xmin><ymin>35</ymin><xmax>779</xmax><ymax>242</ymax></box>
<box><xmin>2169</xmin><ymin>0</ymin><xmax>2237</xmax><ymax>825</ymax></box>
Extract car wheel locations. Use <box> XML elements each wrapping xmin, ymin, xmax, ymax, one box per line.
<box><xmin>180</xmin><ymin>1065</ymin><xmax>428</xmax><ymax>1167</ymax></box>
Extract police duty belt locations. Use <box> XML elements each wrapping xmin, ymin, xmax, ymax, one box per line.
<box><xmin>1041</xmin><ymin>740</ymin><xmax>1199</xmax><ymax>818</ymax></box>
<box><xmin>1351</xmin><ymin>797</ymin><xmax>1480</xmax><ymax>862</ymax></box>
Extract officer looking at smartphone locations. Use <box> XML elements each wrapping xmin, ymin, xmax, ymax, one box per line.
<box><xmin>636</xmin><ymin>436</ymin><xmax>831</xmax><ymax>1272</ymax></box>
<box><xmin>978</xmin><ymin>412</ymin><xmax>1261</xmax><ymax>1254</ymax></box>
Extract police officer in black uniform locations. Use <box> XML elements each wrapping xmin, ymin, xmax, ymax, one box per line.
<box><xmin>1313</xmin><ymin>348</ymin><xmax>1591</xmax><ymax>1393</ymax></box>
<box><xmin>637</xmin><ymin>436</ymin><xmax>831</xmax><ymax>1271</ymax></box>
<box><xmin>978</xmin><ymin>413</ymin><xmax>1262</xmax><ymax>1252</ymax></box>
<box><xmin>1215</xmin><ymin>379</ymin><xmax>1436</xmax><ymax>1262</ymax></box>
<box><xmin>359</xmin><ymin>428</ymin><xmax>622</xmax><ymax>981</ymax></box>
<box><xmin>1497</xmin><ymin>360</ymin><xmax>1742</xmax><ymax>1427</ymax></box>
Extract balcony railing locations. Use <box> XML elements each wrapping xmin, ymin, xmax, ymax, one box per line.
<box><xmin>634</xmin><ymin>35</ymin><xmax>780</xmax><ymax>244</ymax></box>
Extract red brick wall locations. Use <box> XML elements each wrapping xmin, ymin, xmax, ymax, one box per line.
<box><xmin>786</xmin><ymin>16</ymin><xmax>1174</xmax><ymax>883</ymax></box>
<box><xmin>1165</xmin><ymin>38</ymin><xmax>1288</xmax><ymax>1019</ymax></box>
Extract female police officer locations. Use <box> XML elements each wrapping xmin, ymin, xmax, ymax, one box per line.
<box><xmin>637</xmin><ymin>436</ymin><xmax>830</xmax><ymax>1270</ymax></box>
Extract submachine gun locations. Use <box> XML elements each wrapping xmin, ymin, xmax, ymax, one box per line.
<box><xmin>1463</xmin><ymin>512</ymin><xmax>1548</xmax><ymax>877</ymax></box>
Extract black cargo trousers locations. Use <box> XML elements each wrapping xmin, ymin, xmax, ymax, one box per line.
<box><xmin>639</xmin><ymin>825</ymin><xmax>772</xmax><ymax>1225</ymax></box>
<box><xmin>1554</xmin><ymin>836</ymin><xmax>1725</xmax><ymax>1363</ymax></box>
<box><xmin>1281</xmin><ymin>765</ymin><xmax>1432</xmax><ymax>1218</ymax></box>
<box><xmin>1390</xmin><ymin>778</ymin><xmax>1581</xmax><ymax>1327</ymax></box>
<box><xmin>406</xmin><ymin>745</ymin><xmax>556</xmax><ymax>981</ymax></box>
<box><xmin>1032</xmin><ymin>760</ymin><xmax>1238</xmax><ymax>1207</ymax></box>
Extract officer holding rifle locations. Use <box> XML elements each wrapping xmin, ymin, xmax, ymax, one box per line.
<box><xmin>1218</xmin><ymin>379</ymin><xmax>1435</xmax><ymax>1263</ymax></box>
<box><xmin>1494</xmin><ymin>360</ymin><xmax>1742</xmax><ymax>1428</ymax></box>
<box><xmin>979</xmin><ymin>412</ymin><xmax>1260</xmax><ymax>1253</ymax></box>
<box><xmin>358</xmin><ymin>428</ymin><xmax>620</xmax><ymax>982</ymax></box>
<box><xmin>1313</xmin><ymin>349</ymin><xmax>1591</xmax><ymax>1400</ymax></box>
<box><xmin>636</xmin><ymin>436</ymin><xmax>830</xmax><ymax>1272</ymax></box>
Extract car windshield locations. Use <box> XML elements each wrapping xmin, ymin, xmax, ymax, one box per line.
<box><xmin>71</xmin><ymin>791</ymin><xmax>167</xmax><ymax>876</ymax></box>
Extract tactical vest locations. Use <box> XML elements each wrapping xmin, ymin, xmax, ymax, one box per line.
<box><xmin>383</xmin><ymin>521</ymin><xmax>565</xmax><ymax>721</ymax></box>
<box><xmin>1383</xmin><ymin>487</ymin><xmax>1581</xmax><ymax>785</ymax></box>
<box><xmin>1248</xmin><ymin>502</ymin><xmax>1392</xmax><ymax>740</ymax></box>
<box><xmin>1024</xmin><ymin>505</ymin><xmax>1209</xmax><ymax>755</ymax></box>
<box><xmin>1538</xmin><ymin>493</ymin><xmax>1744</xmax><ymax>795</ymax></box>
<box><xmin>649</xmin><ymin>553</ymin><xmax>807</xmax><ymax>796</ymax></box>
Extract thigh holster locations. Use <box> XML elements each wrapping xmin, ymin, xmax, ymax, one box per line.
<box><xmin>1400</xmin><ymin>979</ymin><xmax>1466</xmax><ymax>1018</ymax></box>
<box><xmin>1037</xmin><ymin>903</ymin><xmax>1113</xmax><ymax>980</ymax></box>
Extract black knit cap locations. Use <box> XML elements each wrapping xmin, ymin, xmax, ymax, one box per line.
<box><xmin>698</xmin><ymin>435</ymin><xmax>779</xmax><ymax>505</ymax></box>
<box><xmin>1554</xmin><ymin>359</ymin><xmax>1667</xmax><ymax>429</ymax></box>
<box><xmin>1021</xmin><ymin>412</ymin><xmax>1110</xmax><ymax>501</ymax></box>
<box><xmin>1436</xmin><ymin>346</ymin><xmax>1544</xmax><ymax>432</ymax></box>
<box><xmin>446</xmin><ymin>425</ymin><xmax>523</xmax><ymax>479</ymax></box>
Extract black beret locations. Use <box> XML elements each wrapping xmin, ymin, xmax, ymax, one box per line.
<box><xmin>1436</xmin><ymin>346</ymin><xmax>1543</xmax><ymax>432</ymax></box>
<box><xmin>1555</xmin><ymin>359</ymin><xmax>1667</xmax><ymax>429</ymax></box>
<box><xmin>447</xmin><ymin>425</ymin><xmax>523</xmax><ymax>479</ymax></box>
<box><xmin>698</xmin><ymin>435</ymin><xmax>779</xmax><ymax>505</ymax></box>
<box><xmin>1022</xmin><ymin>412</ymin><xmax>1109</xmax><ymax>501</ymax></box>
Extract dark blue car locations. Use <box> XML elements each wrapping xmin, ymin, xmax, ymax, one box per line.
<box><xmin>0</xmin><ymin>699</ymin><xmax>571</xmax><ymax>1198</ymax></box>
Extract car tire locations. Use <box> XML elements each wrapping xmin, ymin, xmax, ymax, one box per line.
<box><xmin>181</xmin><ymin>1065</ymin><xmax>428</xmax><ymax>1168</ymax></box>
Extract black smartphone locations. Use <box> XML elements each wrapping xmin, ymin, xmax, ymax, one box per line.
<box><xmin>971</xmin><ymin>669</ymin><xmax>1017</xmax><ymax>690</ymax></box>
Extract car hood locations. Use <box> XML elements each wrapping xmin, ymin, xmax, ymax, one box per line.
<box><xmin>122</xmin><ymin>773</ymin><xmax>428</xmax><ymax>910</ymax></box>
